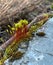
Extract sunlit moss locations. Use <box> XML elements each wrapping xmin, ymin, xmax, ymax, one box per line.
<box><xmin>6</xmin><ymin>19</ymin><xmax>28</xmax><ymax>34</ymax></box>
<box><xmin>0</xmin><ymin>14</ymin><xmax>49</xmax><ymax>64</ymax></box>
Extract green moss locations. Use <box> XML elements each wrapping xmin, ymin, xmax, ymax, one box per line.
<box><xmin>0</xmin><ymin>15</ymin><xmax>49</xmax><ymax>64</ymax></box>
<box><xmin>50</xmin><ymin>3</ymin><xmax>53</xmax><ymax>10</ymax></box>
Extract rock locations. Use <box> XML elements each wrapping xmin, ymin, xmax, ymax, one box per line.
<box><xmin>36</xmin><ymin>32</ymin><xmax>45</xmax><ymax>37</ymax></box>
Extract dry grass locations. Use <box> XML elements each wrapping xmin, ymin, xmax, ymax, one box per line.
<box><xmin>0</xmin><ymin>0</ymin><xmax>42</xmax><ymax>25</ymax></box>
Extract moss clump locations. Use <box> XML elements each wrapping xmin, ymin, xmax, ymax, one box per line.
<box><xmin>0</xmin><ymin>15</ymin><xmax>49</xmax><ymax>64</ymax></box>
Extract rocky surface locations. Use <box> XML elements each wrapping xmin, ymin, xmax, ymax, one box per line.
<box><xmin>4</xmin><ymin>18</ymin><xmax>53</xmax><ymax>65</ymax></box>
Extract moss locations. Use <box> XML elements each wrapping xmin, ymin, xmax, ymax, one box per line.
<box><xmin>14</xmin><ymin>19</ymin><xmax>28</xmax><ymax>30</ymax></box>
<box><xmin>6</xmin><ymin>19</ymin><xmax>28</xmax><ymax>34</ymax></box>
<box><xmin>10</xmin><ymin>51</ymin><xmax>24</xmax><ymax>61</ymax></box>
<box><xmin>51</xmin><ymin>4</ymin><xmax>53</xmax><ymax>10</ymax></box>
<box><xmin>0</xmin><ymin>15</ymin><xmax>49</xmax><ymax>64</ymax></box>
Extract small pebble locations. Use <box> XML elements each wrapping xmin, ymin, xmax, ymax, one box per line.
<box><xmin>36</xmin><ymin>32</ymin><xmax>45</xmax><ymax>37</ymax></box>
